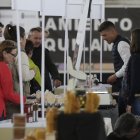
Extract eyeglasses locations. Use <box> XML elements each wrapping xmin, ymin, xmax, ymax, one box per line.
<box><xmin>9</xmin><ymin>52</ymin><xmax>17</xmax><ymax>57</ymax></box>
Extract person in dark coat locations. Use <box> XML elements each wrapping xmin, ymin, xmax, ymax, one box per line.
<box><xmin>125</xmin><ymin>29</ymin><xmax>140</xmax><ymax>116</ymax></box>
<box><xmin>107</xmin><ymin>113</ymin><xmax>140</xmax><ymax>140</ymax></box>
<box><xmin>25</xmin><ymin>39</ymin><xmax>41</xmax><ymax>94</ymax></box>
<box><xmin>29</xmin><ymin>27</ymin><xmax>61</xmax><ymax>91</ymax></box>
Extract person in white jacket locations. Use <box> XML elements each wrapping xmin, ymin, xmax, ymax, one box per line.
<box><xmin>4</xmin><ymin>24</ymin><xmax>36</xmax><ymax>96</ymax></box>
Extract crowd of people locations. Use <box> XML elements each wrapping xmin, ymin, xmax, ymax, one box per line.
<box><xmin>0</xmin><ymin>20</ymin><xmax>140</xmax><ymax>139</ymax></box>
<box><xmin>0</xmin><ymin>22</ymin><xmax>61</xmax><ymax>120</ymax></box>
<box><xmin>98</xmin><ymin>21</ymin><xmax>140</xmax><ymax>117</ymax></box>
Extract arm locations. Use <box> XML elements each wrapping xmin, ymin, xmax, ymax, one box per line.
<box><xmin>107</xmin><ymin>74</ymin><xmax>117</xmax><ymax>84</ymax></box>
<box><xmin>16</xmin><ymin>52</ymin><xmax>35</xmax><ymax>81</ymax></box>
<box><xmin>45</xmin><ymin>49</ymin><xmax>60</xmax><ymax>80</ymax></box>
<box><xmin>45</xmin><ymin>49</ymin><xmax>61</xmax><ymax>87</ymax></box>
<box><xmin>116</xmin><ymin>41</ymin><xmax>131</xmax><ymax>78</ymax></box>
<box><xmin>107</xmin><ymin>41</ymin><xmax>130</xmax><ymax>84</ymax></box>
<box><xmin>0</xmin><ymin>63</ymin><xmax>26</xmax><ymax>104</ymax></box>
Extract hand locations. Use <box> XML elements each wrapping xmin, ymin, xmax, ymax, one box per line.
<box><xmin>107</xmin><ymin>74</ymin><xmax>117</xmax><ymax>84</ymax></box>
<box><xmin>126</xmin><ymin>105</ymin><xmax>132</xmax><ymax>113</ymax></box>
<box><xmin>53</xmin><ymin>79</ymin><xmax>61</xmax><ymax>88</ymax></box>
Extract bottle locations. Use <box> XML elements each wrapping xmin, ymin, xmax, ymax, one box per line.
<box><xmin>85</xmin><ymin>74</ymin><xmax>93</xmax><ymax>88</ymax></box>
<box><xmin>86</xmin><ymin>75</ymin><xmax>90</xmax><ymax>87</ymax></box>
<box><xmin>24</xmin><ymin>103</ymin><xmax>33</xmax><ymax>123</ymax></box>
<box><xmin>33</xmin><ymin>103</ymin><xmax>38</xmax><ymax>122</ymax></box>
<box><xmin>93</xmin><ymin>74</ymin><xmax>99</xmax><ymax>86</ymax></box>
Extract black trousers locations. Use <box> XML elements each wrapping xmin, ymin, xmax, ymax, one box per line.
<box><xmin>0</xmin><ymin>111</ymin><xmax>5</xmax><ymax>121</ymax></box>
<box><xmin>118</xmin><ymin>95</ymin><xmax>127</xmax><ymax>116</ymax></box>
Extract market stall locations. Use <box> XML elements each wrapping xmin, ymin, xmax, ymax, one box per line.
<box><xmin>0</xmin><ymin>0</ymin><xmax>117</xmax><ymax>140</ymax></box>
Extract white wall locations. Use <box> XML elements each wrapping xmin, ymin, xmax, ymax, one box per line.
<box><xmin>0</xmin><ymin>0</ymin><xmax>11</xmax><ymax>7</ymax></box>
<box><xmin>1</xmin><ymin>0</ymin><xmax>140</xmax><ymax>8</ymax></box>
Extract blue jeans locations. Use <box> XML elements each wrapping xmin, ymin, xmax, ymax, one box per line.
<box><xmin>132</xmin><ymin>97</ymin><xmax>140</xmax><ymax>116</ymax></box>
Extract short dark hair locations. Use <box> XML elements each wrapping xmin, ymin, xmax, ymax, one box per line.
<box><xmin>30</xmin><ymin>27</ymin><xmax>42</xmax><ymax>33</ymax></box>
<box><xmin>114</xmin><ymin>113</ymin><xmax>139</xmax><ymax>137</ymax></box>
<box><xmin>98</xmin><ymin>21</ymin><xmax>115</xmax><ymax>32</ymax></box>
